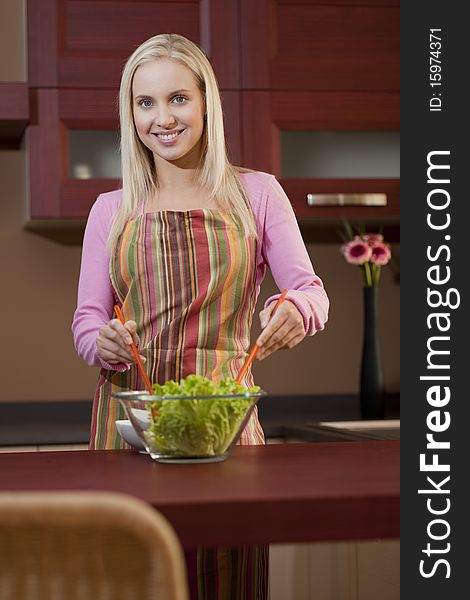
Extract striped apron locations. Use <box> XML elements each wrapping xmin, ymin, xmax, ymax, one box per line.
<box><xmin>90</xmin><ymin>209</ymin><xmax>268</xmax><ymax>599</ymax></box>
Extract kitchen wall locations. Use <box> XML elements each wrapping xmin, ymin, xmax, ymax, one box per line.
<box><xmin>0</xmin><ymin>1</ymin><xmax>399</xmax><ymax>403</ymax></box>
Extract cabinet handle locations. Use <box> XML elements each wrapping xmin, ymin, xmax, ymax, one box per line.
<box><xmin>306</xmin><ymin>193</ymin><xmax>387</xmax><ymax>207</ymax></box>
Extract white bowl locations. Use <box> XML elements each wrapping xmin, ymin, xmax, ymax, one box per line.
<box><xmin>115</xmin><ymin>420</ymin><xmax>146</xmax><ymax>452</ymax></box>
<box><xmin>129</xmin><ymin>408</ymin><xmax>150</xmax><ymax>430</ymax></box>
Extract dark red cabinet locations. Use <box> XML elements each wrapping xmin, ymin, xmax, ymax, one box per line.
<box><xmin>3</xmin><ymin>0</ymin><xmax>400</xmax><ymax>229</ymax></box>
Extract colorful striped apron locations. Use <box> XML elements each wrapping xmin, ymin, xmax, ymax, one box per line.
<box><xmin>90</xmin><ymin>209</ymin><xmax>268</xmax><ymax>599</ymax></box>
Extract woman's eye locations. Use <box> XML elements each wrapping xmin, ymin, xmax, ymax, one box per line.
<box><xmin>139</xmin><ymin>99</ymin><xmax>153</xmax><ymax>108</ymax></box>
<box><xmin>172</xmin><ymin>95</ymin><xmax>186</xmax><ymax>104</ymax></box>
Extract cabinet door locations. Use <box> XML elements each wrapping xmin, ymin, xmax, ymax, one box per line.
<box><xmin>27</xmin><ymin>0</ymin><xmax>240</xmax><ymax>89</ymax></box>
<box><xmin>241</xmin><ymin>0</ymin><xmax>399</xmax><ymax>93</ymax></box>
<box><xmin>269</xmin><ymin>540</ymin><xmax>399</xmax><ymax>600</ymax></box>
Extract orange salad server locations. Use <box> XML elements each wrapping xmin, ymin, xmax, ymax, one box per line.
<box><xmin>236</xmin><ymin>289</ymin><xmax>288</xmax><ymax>385</ymax></box>
<box><xmin>114</xmin><ymin>305</ymin><xmax>154</xmax><ymax>395</ymax></box>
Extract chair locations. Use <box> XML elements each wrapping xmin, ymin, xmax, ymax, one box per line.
<box><xmin>0</xmin><ymin>491</ymin><xmax>189</xmax><ymax>600</ymax></box>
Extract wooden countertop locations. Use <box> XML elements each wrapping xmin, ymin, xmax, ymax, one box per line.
<box><xmin>0</xmin><ymin>441</ymin><xmax>399</xmax><ymax>548</ymax></box>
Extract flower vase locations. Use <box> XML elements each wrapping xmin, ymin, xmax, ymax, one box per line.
<box><xmin>359</xmin><ymin>286</ymin><xmax>384</xmax><ymax>419</ymax></box>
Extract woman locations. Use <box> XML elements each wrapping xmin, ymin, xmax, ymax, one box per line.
<box><xmin>72</xmin><ymin>33</ymin><xmax>329</xmax><ymax>599</ymax></box>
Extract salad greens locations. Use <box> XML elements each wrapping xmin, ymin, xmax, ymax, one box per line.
<box><xmin>145</xmin><ymin>375</ymin><xmax>261</xmax><ymax>456</ymax></box>
<box><xmin>152</xmin><ymin>374</ymin><xmax>260</xmax><ymax>397</ymax></box>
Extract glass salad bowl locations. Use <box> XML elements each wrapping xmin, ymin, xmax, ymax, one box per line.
<box><xmin>112</xmin><ymin>388</ymin><xmax>266</xmax><ymax>463</ymax></box>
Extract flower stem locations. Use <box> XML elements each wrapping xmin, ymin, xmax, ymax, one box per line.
<box><xmin>363</xmin><ymin>262</ymin><xmax>372</xmax><ymax>287</ymax></box>
<box><xmin>374</xmin><ymin>266</ymin><xmax>381</xmax><ymax>286</ymax></box>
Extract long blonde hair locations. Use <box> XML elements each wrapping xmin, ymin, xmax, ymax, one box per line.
<box><xmin>107</xmin><ymin>33</ymin><xmax>257</xmax><ymax>251</ymax></box>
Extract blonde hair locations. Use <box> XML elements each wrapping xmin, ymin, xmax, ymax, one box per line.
<box><xmin>107</xmin><ymin>33</ymin><xmax>257</xmax><ymax>251</ymax></box>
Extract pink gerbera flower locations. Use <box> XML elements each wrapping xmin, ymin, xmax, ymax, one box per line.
<box><xmin>341</xmin><ymin>236</ymin><xmax>372</xmax><ymax>265</ymax></box>
<box><xmin>370</xmin><ymin>242</ymin><xmax>391</xmax><ymax>266</ymax></box>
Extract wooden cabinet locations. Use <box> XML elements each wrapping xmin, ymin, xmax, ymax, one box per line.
<box><xmin>269</xmin><ymin>540</ymin><xmax>399</xmax><ymax>600</ymax></box>
<box><xmin>0</xmin><ymin>83</ymin><xmax>29</xmax><ymax>141</ymax></box>
<box><xmin>25</xmin><ymin>0</ymin><xmax>244</xmax><ymax>219</ymax></box>
<box><xmin>241</xmin><ymin>0</ymin><xmax>399</xmax><ymax>92</ymax></box>
<box><xmin>18</xmin><ymin>0</ymin><xmax>400</xmax><ymax>229</ymax></box>
<box><xmin>239</xmin><ymin>0</ymin><xmax>400</xmax><ymax>229</ymax></box>
<box><xmin>27</xmin><ymin>0</ymin><xmax>202</xmax><ymax>89</ymax></box>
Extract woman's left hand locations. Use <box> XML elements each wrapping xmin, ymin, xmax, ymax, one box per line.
<box><xmin>256</xmin><ymin>300</ymin><xmax>305</xmax><ymax>360</ymax></box>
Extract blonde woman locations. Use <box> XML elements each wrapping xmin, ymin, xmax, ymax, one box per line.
<box><xmin>72</xmin><ymin>33</ymin><xmax>329</xmax><ymax>599</ymax></box>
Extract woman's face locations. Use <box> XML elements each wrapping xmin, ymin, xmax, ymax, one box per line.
<box><xmin>132</xmin><ymin>58</ymin><xmax>205</xmax><ymax>168</ymax></box>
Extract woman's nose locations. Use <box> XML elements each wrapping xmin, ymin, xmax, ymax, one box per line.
<box><xmin>155</xmin><ymin>107</ymin><xmax>176</xmax><ymax>129</ymax></box>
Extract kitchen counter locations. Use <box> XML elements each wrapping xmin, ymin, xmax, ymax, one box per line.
<box><xmin>0</xmin><ymin>393</ymin><xmax>399</xmax><ymax>445</ymax></box>
<box><xmin>0</xmin><ymin>441</ymin><xmax>399</xmax><ymax>548</ymax></box>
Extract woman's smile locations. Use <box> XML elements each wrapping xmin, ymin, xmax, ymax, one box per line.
<box><xmin>152</xmin><ymin>128</ymin><xmax>186</xmax><ymax>145</ymax></box>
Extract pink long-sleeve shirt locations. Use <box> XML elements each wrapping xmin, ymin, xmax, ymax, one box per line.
<box><xmin>72</xmin><ymin>170</ymin><xmax>329</xmax><ymax>369</ymax></box>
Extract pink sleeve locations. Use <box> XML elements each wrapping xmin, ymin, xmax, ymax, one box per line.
<box><xmin>259</xmin><ymin>175</ymin><xmax>329</xmax><ymax>335</ymax></box>
<box><xmin>71</xmin><ymin>193</ymin><xmax>128</xmax><ymax>371</ymax></box>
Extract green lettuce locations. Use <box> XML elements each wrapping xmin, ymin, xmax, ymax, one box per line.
<box><xmin>145</xmin><ymin>375</ymin><xmax>260</xmax><ymax>456</ymax></box>
<box><xmin>152</xmin><ymin>374</ymin><xmax>260</xmax><ymax>397</ymax></box>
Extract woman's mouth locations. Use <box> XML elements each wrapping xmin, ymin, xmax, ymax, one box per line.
<box><xmin>152</xmin><ymin>129</ymin><xmax>185</xmax><ymax>145</ymax></box>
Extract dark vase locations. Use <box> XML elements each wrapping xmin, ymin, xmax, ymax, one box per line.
<box><xmin>360</xmin><ymin>286</ymin><xmax>384</xmax><ymax>419</ymax></box>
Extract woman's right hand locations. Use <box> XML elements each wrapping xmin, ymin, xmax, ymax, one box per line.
<box><xmin>96</xmin><ymin>319</ymin><xmax>146</xmax><ymax>365</ymax></box>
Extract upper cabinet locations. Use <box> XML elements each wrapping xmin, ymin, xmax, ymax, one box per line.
<box><xmin>28</xmin><ymin>0</ymin><xmax>202</xmax><ymax>89</ymax></box>
<box><xmin>0</xmin><ymin>83</ymin><xmax>29</xmax><ymax>140</ymax></box>
<box><xmin>239</xmin><ymin>0</ymin><xmax>400</xmax><ymax>228</ymax></box>
<box><xmin>241</xmin><ymin>0</ymin><xmax>399</xmax><ymax>92</ymax></box>
<box><xmin>0</xmin><ymin>0</ymin><xmax>29</xmax><ymax>142</ymax></box>
<box><xmin>17</xmin><ymin>0</ymin><xmax>399</xmax><ymax>228</ymax></box>
<box><xmin>25</xmin><ymin>0</ymin><xmax>247</xmax><ymax>219</ymax></box>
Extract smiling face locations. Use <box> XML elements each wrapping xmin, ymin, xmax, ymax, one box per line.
<box><xmin>132</xmin><ymin>58</ymin><xmax>205</xmax><ymax>169</ymax></box>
